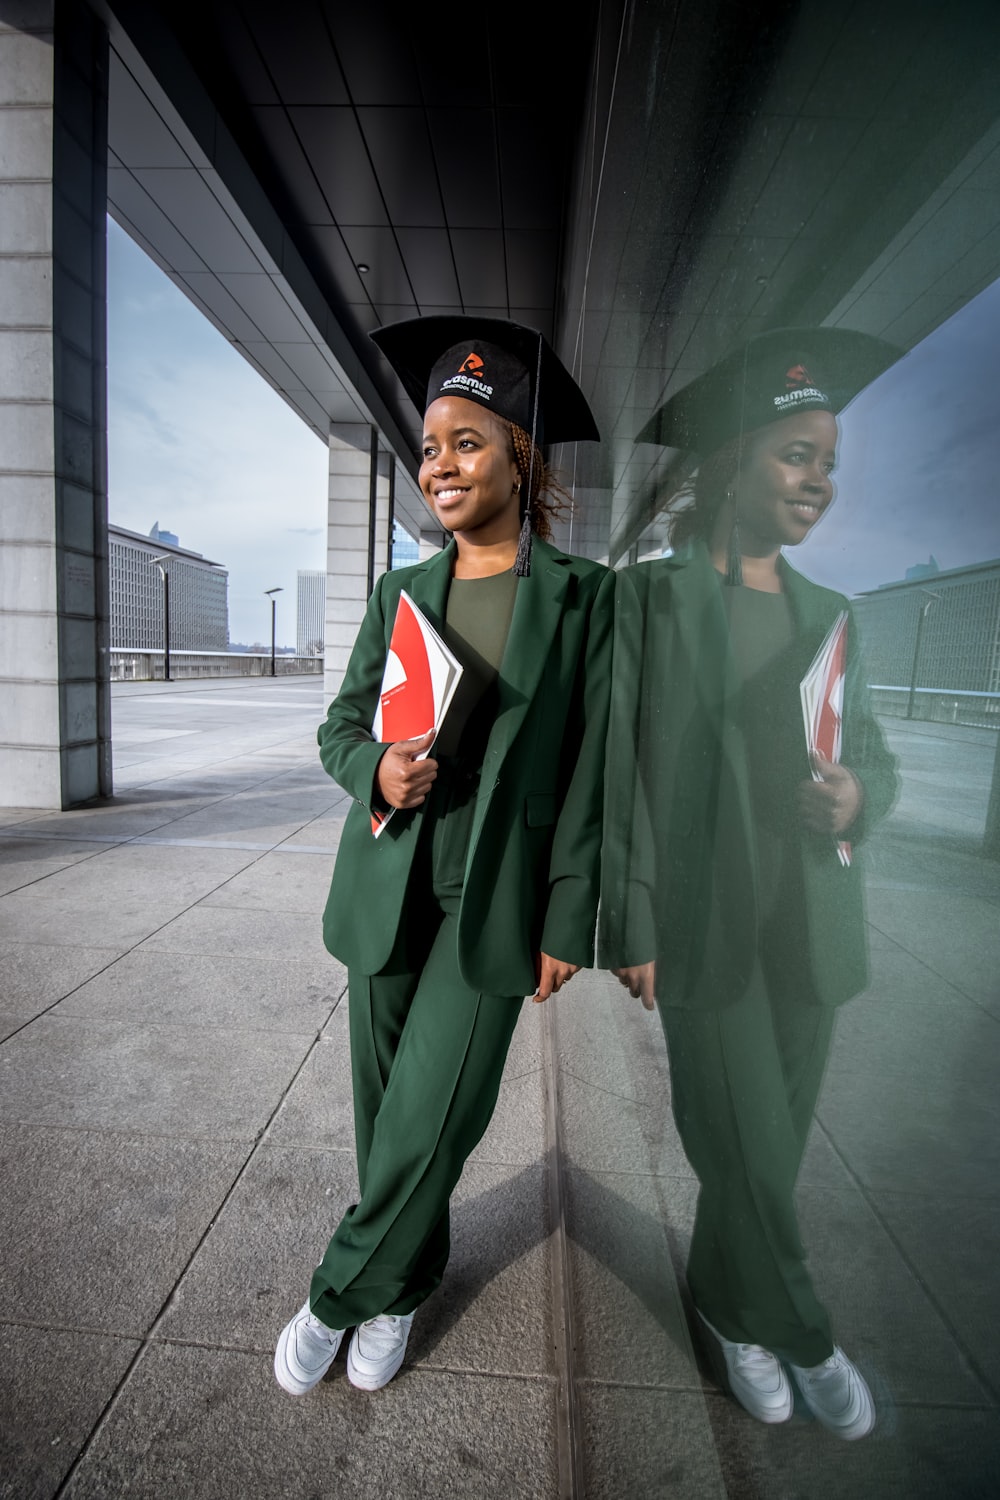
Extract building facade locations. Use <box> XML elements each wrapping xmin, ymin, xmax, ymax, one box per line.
<box><xmin>296</xmin><ymin>570</ymin><xmax>326</xmax><ymax>656</ymax></box>
<box><xmin>853</xmin><ymin>558</ymin><xmax>1000</xmax><ymax>694</ymax></box>
<box><xmin>109</xmin><ymin>525</ymin><xmax>229</xmax><ymax>652</ymax></box>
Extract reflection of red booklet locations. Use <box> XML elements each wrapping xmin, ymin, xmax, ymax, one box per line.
<box><xmin>800</xmin><ymin>610</ymin><xmax>852</xmax><ymax>867</ymax></box>
<box><xmin>369</xmin><ymin>591</ymin><xmax>463</xmax><ymax>837</ymax></box>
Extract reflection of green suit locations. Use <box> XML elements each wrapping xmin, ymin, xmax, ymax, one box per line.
<box><xmin>309</xmin><ymin>537</ymin><xmax>613</xmax><ymax>1330</ymax></box>
<box><xmin>600</xmin><ymin>540</ymin><xmax>899</xmax><ymax>1364</ymax></box>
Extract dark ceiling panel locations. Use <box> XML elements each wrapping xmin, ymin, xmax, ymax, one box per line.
<box><xmin>451</xmin><ymin>229</ymin><xmax>508</xmax><ymax>308</ymax></box>
<box><xmin>240</xmin><ymin>1</ymin><xmax>349</xmax><ymax>105</ymax></box>
<box><xmin>394</xmin><ymin>228</ymin><xmax>461</xmax><ymax>307</ymax></box>
<box><xmin>289</xmin><ymin>107</ymin><xmax>388</xmax><ymax>226</ymax></box>
<box><xmin>505</xmin><ymin>230</ymin><xmax>557</xmax><ymax>310</ymax></box>
<box><xmin>250</xmin><ymin>107</ymin><xmax>334</xmax><ymax>225</ymax></box>
<box><xmin>208</xmin><ymin>3</ymin><xmax>279</xmax><ymax>105</ymax></box>
<box><xmin>498</xmin><ymin>112</ymin><xmax>567</xmax><ymax>232</ymax></box>
<box><xmin>322</xmin><ymin>6</ymin><xmax>422</xmax><ymax>105</ymax></box>
<box><xmin>425</xmin><ymin>109</ymin><xmax>502</xmax><ymax>230</ymax></box>
<box><xmin>339</xmin><ymin>225</ymin><xmax>415</xmax><ymax>307</ymax></box>
<box><xmin>356</xmin><ymin>108</ymin><xmax>444</xmax><ymax>228</ymax></box>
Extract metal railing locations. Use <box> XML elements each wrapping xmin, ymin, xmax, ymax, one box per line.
<box><xmin>109</xmin><ymin>650</ymin><xmax>323</xmax><ymax>681</ymax></box>
<box><xmin>870</xmin><ymin>685</ymin><xmax>1000</xmax><ymax>730</ymax></box>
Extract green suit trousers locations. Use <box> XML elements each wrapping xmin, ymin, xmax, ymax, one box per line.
<box><xmin>310</xmin><ymin>780</ymin><xmax>524</xmax><ymax>1330</ymax></box>
<box><xmin>662</xmin><ymin>966</ymin><xmax>836</xmax><ymax>1366</ymax></box>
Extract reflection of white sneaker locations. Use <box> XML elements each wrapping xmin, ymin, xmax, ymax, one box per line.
<box><xmin>274</xmin><ymin>1301</ymin><xmax>345</xmax><ymax>1395</ymax></box>
<box><xmin>698</xmin><ymin>1312</ymin><xmax>793</xmax><ymax>1424</ymax></box>
<box><xmin>346</xmin><ymin>1312</ymin><xmax>415</xmax><ymax>1391</ymax></box>
<box><xmin>789</xmin><ymin>1346</ymin><xmax>876</xmax><ymax>1440</ymax></box>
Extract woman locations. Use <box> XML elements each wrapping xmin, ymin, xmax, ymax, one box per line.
<box><xmin>275</xmin><ymin>316</ymin><xmax>612</xmax><ymax>1395</ymax></box>
<box><xmin>601</xmin><ymin>329</ymin><xmax>900</xmax><ymax>1439</ymax></box>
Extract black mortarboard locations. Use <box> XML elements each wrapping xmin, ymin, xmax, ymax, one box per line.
<box><xmin>637</xmin><ymin>327</ymin><xmax>899</xmax><ymax>455</ymax></box>
<box><xmin>370</xmin><ymin>315</ymin><xmax>600</xmax><ymax>446</ymax></box>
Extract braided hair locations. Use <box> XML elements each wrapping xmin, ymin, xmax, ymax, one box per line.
<box><xmin>496</xmin><ymin>416</ymin><xmax>573</xmax><ymax>542</ymax></box>
<box><xmin>665</xmin><ymin>433</ymin><xmax>750</xmax><ymax>549</ymax></box>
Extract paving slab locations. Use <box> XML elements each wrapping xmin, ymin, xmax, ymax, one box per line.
<box><xmin>705</xmin><ymin>1389</ymin><xmax>1000</xmax><ymax>1500</ymax></box>
<box><xmin>64</xmin><ymin>1344</ymin><xmax>559</xmax><ymax>1500</ymax></box>
<box><xmin>0</xmin><ymin>942</ymin><xmax>123</xmax><ymax>1017</ymax></box>
<box><xmin>0</xmin><ymin>1124</ymin><xmax>247</xmax><ymax>1334</ymax></box>
<box><xmin>0</xmin><ymin>1015</ymin><xmax>314</xmax><ymax>1137</ymax></box>
<box><xmin>0</xmin><ymin>843</ymin><xmax>261</xmax><ymax>949</ymax></box>
<box><xmin>0</xmin><ymin>1324</ymin><xmax>139</xmax><ymax>1500</ymax></box>
<box><xmin>200</xmin><ymin>848</ymin><xmax>335</xmax><ymax>914</ymax></box>
<box><xmin>578</xmin><ymin>1386</ymin><xmax>726</xmax><ymax>1498</ymax></box>
<box><xmin>0</xmin><ymin>836</ymin><xmax>108</xmax><ymax>897</ymax></box>
<box><xmin>138</xmin><ymin>905</ymin><xmax>331</xmax><ymax>963</ymax></box>
<box><xmin>51</xmin><ymin>948</ymin><xmax>346</xmax><ymax>1032</ymax></box>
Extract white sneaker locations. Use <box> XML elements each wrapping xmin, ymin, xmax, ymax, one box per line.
<box><xmin>346</xmin><ymin>1312</ymin><xmax>415</xmax><ymax>1391</ymax></box>
<box><xmin>789</xmin><ymin>1346</ymin><xmax>876</xmax><ymax>1440</ymax></box>
<box><xmin>697</xmin><ymin>1311</ymin><xmax>793</xmax><ymax>1424</ymax></box>
<box><xmin>274</xmin><ymin>1300</ymin><xmax>345</xmax><ymax>1395</ymax></box>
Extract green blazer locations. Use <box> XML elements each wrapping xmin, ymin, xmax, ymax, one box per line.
<box><xmin>319</xmin><ymin>537</ymin><xmax>614</xmax><ymax>996</ymax></box>
<box><xmin>598</xmin><ymin>540</ymin><xmax>899</xmax><ymax>1009</ymax></box>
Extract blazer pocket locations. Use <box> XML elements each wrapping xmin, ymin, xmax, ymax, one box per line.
<box><xmin>525</xmin><ymin>792</ymin><xmax>556</xmax><ymax>828</ymax></box>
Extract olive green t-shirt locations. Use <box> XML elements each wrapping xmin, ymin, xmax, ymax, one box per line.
<box><xmin>435</xmin><ymin>570</ymin><xmax>519</xmax><ymax>759</ymax></box>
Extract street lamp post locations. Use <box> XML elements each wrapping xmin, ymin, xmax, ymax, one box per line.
<box><xmin>906</xmin><ymin>589</ymin><xmax>942</xmax><ymax>720</ymax></box>
<box><xmin>151</xmin><ymin>554</ymin><xmax>172</xmax><ymax>682</ymax></box>
<box><xmin>265</xmin><ymin>587</ymin><xmax>283</xmax><ymax>677</ymax></box>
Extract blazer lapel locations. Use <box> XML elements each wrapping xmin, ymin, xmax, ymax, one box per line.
<box><xmin>403</xmin><ymin>540</ymin><xmax>455</xmax><ymax>633</ymax></box>
<box><xmin>665</xmin><ymin>541</ymin><xmax>739</xmax><ymax>737</ymax></box>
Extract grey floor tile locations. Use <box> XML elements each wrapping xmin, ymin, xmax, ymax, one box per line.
<box><xmin>706</xmin><ymin>1390</ymin><xmax>1000</xmax><ymax>1500</ymax></box>
<box><xmin>65</xmin><ymin>1344</ymin><xmax>559</xmax><ymax>1500</ymax></box>
<box><xmin>154</xmin><ymin>794</ymin><xmax>343</xmax><ymax>849</ymax></box>
<box><xmin>52</xmin><ymin>949</ymin><xmax>346</xmax><ymax>1032</ymax></box>
<box><xmin>200</xmin><ymin>849</ymin><xmax>335</xmax><ymax>914</ymax></box>
<box><xmin>138</xmin><ymin>906</ymin><xmax>330</xmax><ymax>962</ymax></box>
<box><xmin>797</xmin><ymin>1186</ymin><xmax>991</xmax><ymax>1408</ymax></box>
<box><xmin>873</xmin><ymin>1190</ymin><xmax>1000</xmax><ymax>1401</ymax></box>
<box><xmin>267</xmin><ymin>1009</ymin><xmax>356</xmax><ymax>1150</ymax></box>
<box><xmin>565</xmin><ymin>1165</ymin><xmax>696</xmax><ymax>1389</ymax></box>
<box><xmin>578</xmin><ymin>1385</ymin><xmax>726</xmax><ymax>1498</ymax></box>
<box><xmin>0</xmin><ymin>1124</ymin><xmax>246</xmax><ymax>1334</ymax></box>
<box><xmin>0</xmin><ymin>837</ymin><xmax>108</xmax><ymax>897</ymax></box>
<box><xmin>866</xmin><ymin>885</ymin><xmax>1000</xmax><ymax>1013</ymax></box>
<box><xmin>0</xmin><ymin>943</ymin><xmax>122</xmax><ymax>1016</ymax></box>
<box><xmin>0</xmin><ymin>844</ymin><xmax>260</xmax><ymax>949</ymax></box>
<box><xmin>0</xmin><ymin>1016</ymin><xmax>313</xmax><ymax>1137</ymax></box>
<box><xmin>0</xmin><ymin>1324</ymin><xmax>139</xmax><ymax>1500</ymax></box>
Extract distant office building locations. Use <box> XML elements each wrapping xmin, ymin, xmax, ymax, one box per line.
<box><xmin>109</xmin><ymin>524</ymin><xmax>229</xmax><ymax>651</ymax></box>
<box><xmin>391</xmin><ymin>521</ymin><xmax>420</xmax><ymax>570</ymax></box>
<box><xmin>148</xmin><ymin>520</ymin><xmax>179</xmax><ymax>547</ymax></box>
<box><xmin>853</xmin><ymin>557</ymin><xmax>1000</xmax><ymax>693</ymax></box>
<box><xmin>297</xmin><ymin>570</ymin><xmax>326</xmax><ymax>655</ymax></box>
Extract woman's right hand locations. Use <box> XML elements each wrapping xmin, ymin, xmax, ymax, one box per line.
<box><xmin>375</xmin><ymin>729</ymin><xmax>438</xmax><ymax>809</ymax></box>
<box><xmin>613</xmin><ymin>962</ymin><xmax>657</xmax><ymax>1011</ymax></box>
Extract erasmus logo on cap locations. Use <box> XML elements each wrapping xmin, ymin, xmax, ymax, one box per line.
<box><xmin>773</xmin><ymin>359</ymin><xmax>828</xmax><ymax>414</ymax></box>
<box><xmin>440</xmin><ymin>349</ymin><xmax>495</xmax><ymax>402</ymax></box>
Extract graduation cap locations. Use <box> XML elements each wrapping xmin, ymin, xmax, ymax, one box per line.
<box><xmin>636</xmin><ymin>327</ymin><xmax>899</xmax><ymax>456</ymax></box>
<box><xmin>371</xmin><ymin>315</ymin><xmax>599</xmax><ymax>575</ymax></box>
<box><xmin>370</xmin><ymin>315</ymin><xmax>599</xmax><ymax>447</ymax></box>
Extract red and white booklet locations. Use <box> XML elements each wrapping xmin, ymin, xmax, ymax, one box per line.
<box><xmin>369</xmin><ymin>591</ymin><xmax>463</xmax><ymax>838</ymax></box>
<box><xmin>799</xmin><ymin>610</ymin><xmax>852</xmax><ymax>867</ymax></box>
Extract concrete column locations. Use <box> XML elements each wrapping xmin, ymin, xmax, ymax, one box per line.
<box><xmin>324</xmin><ymin>422</ymin><xmax>384</xmax><ymax>702</ymax></box>
<box><xmin>0</xmin><ymin>0</ymin><xmax>110</xmax><ymax>808</ymax></box>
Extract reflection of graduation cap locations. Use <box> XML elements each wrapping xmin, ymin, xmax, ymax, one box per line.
<box><xmin>637</xmin><ymin>327</ymin><xmax>899</xmax><ymax>455</ymax></box>
<box><xmin>370</xmin><ymin>315</ymin><xmax>599</xmax><ymax>446</ymax></box>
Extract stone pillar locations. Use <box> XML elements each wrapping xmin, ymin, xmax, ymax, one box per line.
<box><xmin>0</xmin><ymin>0</ymin><xmax>110</xmax><ymax>808</ymax></box>
<box><xmin>323</xmin><ymin>422</ymin><xmax>391</xmax><ymax>702</ymax></box>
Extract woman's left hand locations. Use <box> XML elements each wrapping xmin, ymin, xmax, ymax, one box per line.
<box><xmin>797</xmin><ymin>754</ymin><xmax>863</xmax><ymax>836</ymax></box>
<box><xmin>533</xmin><ymin>953</ymin><xmax>581</xmax><ymax>1003</ymax></box>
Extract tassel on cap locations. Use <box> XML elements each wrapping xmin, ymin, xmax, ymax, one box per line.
<box><xmin>513</xmin><ymin>506</ymin><xmax>533</xmax><ymax>577</ymax></box>
<box><xmin>725</xmin><ymin>514</ymin><xmax>743</xmax><ymax>587</ymax></box>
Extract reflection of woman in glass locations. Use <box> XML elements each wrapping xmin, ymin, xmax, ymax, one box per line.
<box><xmin>601</xmin><ymin>331</ymin><xmax>899</xmax><ymax>1439</ymax></box>
<box><xmin>274</xmin><ymin>317</ymin><xmax>612</xmax><ymax>1396</ymax></box>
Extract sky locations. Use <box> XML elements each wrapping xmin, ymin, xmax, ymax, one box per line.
<box><xmin>108</xmin><ymin>216</ymin><xmax>1000</xmax><ymax>643</ymax></box>
<box><xmin>796</xmin><ymin>277</ymin><xmax>1000</xmax><ymax>593</ymax></box>
<box><xmin>107</xmin><ymin>219</ymin><xmax>329</xmax><ymax>647</ymax></box>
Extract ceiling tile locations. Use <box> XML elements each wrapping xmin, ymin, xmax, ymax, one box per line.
<box><xmin>290</xmin><ymin>107</ymin><xmax>388</xmax><ymax>225</ymax></box>
<box><xmin>451</xmin><ymin>229</ymin><xmax>508</xmax><ymax>307</ymax></box>
<box><xmin>242</xmin><ymin>2</ymin><xmax>349</xmax><ymax>105</ymax></box>
<box><xmin>356</xmin><ymin>108</ymin><xmax>444</xmax><ymax>227</ymax></box>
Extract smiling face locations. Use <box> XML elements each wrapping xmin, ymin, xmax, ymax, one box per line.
<box><xmin>419</xmin><ymin>396</ymin><xmax>521</xmax><ymax>543</ymax></box>
<box><xmin>732</xmin><ymin>409</ymin><xmax>839</xmax><ymax>552</ymax></box>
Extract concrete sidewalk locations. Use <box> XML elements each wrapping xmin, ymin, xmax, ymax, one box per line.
<box><xmin>0</xmin><ymin>679</ymin><xmax>998</xmax><ymax>1497</ymax></box>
